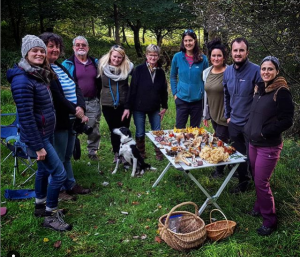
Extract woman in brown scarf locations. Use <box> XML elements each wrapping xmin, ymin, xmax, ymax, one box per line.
<box><xmin>244</xmin><ymin>56</ymin><xmax>294</xmax><ymax>236</ymax></box>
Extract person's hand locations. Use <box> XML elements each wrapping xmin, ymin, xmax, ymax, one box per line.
<box><xmin>174</xmin><ymin>95</ymin><xmax>177</xmax><ymax>100</ymax></box>
<box><xmin>81</xmin><ymin>115</ymin><xmax>89</xmax><ymax>123</ymax></box>
<box><xmin>159</xmin><ymin>109</ymin><xmax>167</xmax><ymax>121</ymax></box>
<box><xmin>203</xmin><ymin>119</ymin><xmax>209</xmax><ymax>127</ymax></box>
<box><xmin>227</xmin><ymin>118</ymin><xmax>231</xmax><ymax>124</ymax></box>
<box><xmin>75</xmin><ymin>106</ymin><xmax>84</xmax><ymax>119</ymax></box>
<box><xmin>121</xmin><ymin>109</ymin><xmax>130</xmax><ymax>121</ymax></box>
<box><xmin>36</xmin><ymin>148</ymin><xmax>47</xmax><ymax>161</ymax></box>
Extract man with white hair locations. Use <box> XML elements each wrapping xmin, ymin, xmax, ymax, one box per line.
<box><xmin>62</xmin><ymin>36</ymin><xmax>101</xmax><ymax>161</ymax></box>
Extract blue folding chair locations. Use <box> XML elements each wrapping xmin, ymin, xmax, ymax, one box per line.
<box><xmin>1</xmin><ymin>113</ymin><xmax>37</xmax><ymax>186</ymax></box>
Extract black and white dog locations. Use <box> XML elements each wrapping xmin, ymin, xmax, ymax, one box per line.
<box><xmin>112</xmin><ymin>127</ymin><xmax>156</xmax><ymax>177</ymax></box>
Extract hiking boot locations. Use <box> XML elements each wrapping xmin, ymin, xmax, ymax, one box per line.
<box><xmin>136</xmin><ymin>137</ymin><xmax>146</xmax><ymax>158</ymax></box>
<box><xmin>43</xmin><ymin>210</ymin><xmax>72</xmax><ymax>232</ymax></box>
<box><xmin>34</xmin><ymin>203</ymin><xmax>67</xmax><ymax>217</ymax></box>
<box><xmin>58</xmin><ymin>191</ymin><xmax>77</xmax><ymax>201</ymax></box>
<box><xmin>155</xmin><ymin>146</ymin><xmax>163</xmax><ymax>161</ymax></box>
<box><xmin>66</xmin><ymin>184</ymin><xmax>91</xmax><ymax>195</ymax></box>
<box><xmin>246</xmin><ymin>209</ymin><xmax>261</xmax><ymax>217</ymax></box>
<box><xmin>88</xmin><ymin>154</ymin><xmax>99</xmax><ymax>161</ymax></box>
<box><xmin>257</xmin><ymin>225</ymin><xmax>276</xmax><ymax>236</ymax></box>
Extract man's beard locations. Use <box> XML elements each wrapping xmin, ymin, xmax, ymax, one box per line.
<box><xmin>234</xmin><ymin>58</ymin><xmax>247</xmax><ymax>67</ymax></box>
<box><xmin>76</xmin><ymin>50</ymin><xmax>87</xmax><ymax>56</ymax></box>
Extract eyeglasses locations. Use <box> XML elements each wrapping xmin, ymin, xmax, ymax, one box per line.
<box><xmin>74</xmin><ymin>43</ymin><xmax>87</xmax><ymax>48</ymax></box>
<box><xmin>113</xmin><ymin>45</ymin><xmax>124</xmax><ymax>50</ymax></box>
<box><xmin>184</xmin><ymin>29</ymin><xmax>194</xmax><ymax>34</ymax></box>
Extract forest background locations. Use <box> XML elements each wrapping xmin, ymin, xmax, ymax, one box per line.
<box><xmin>1</xmin><ymin>0</ymin><xmax>300</xmax><ymax>257</ymax></box>
<box><xmin>1</xmin><ymin>0</ymin><xmax>300</xmax><ymax>135</ymax></box>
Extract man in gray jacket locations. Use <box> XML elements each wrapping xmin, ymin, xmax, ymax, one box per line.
<box><xmin>223</xmin><ymin>37</ymin><xmax>261</xmax><ymax>193</ymax></box>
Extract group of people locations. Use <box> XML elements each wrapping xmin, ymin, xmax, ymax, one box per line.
<box><xmin>7</xmin><ymin>29</ymin><xmax>294</xmax><ymax>236</ymax></box>
<box><xmin>7</xmin><ymin>33</ymin><xmax>168</xmax><ymax>232</ymax></box>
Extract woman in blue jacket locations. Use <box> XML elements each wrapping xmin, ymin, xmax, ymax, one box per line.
<box><xmin>7</xmin><ymin>35</ymin><xmax>71</xmax><ymax>231</ymax></box>
<box><xmin>170</xmin><ymin>29</ymin><xmax>208</xmax><ymax>128</ymax></box>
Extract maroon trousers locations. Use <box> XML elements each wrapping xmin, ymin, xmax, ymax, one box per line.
<box><xmin>249</xmin><ymin>142</ymin><xmax>283</xmax><ymax>228</ymax></box>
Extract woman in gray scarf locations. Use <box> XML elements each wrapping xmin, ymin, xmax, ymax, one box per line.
<box><xmin>98</xmin><ymin>45</ymin><xmax>134</xmax><ymax>162</ymax></box>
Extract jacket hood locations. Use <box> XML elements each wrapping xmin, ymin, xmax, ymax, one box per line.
<box><xmin>6</xmin><ymin>64</ymin><xmax>26</xmax><ymax>84</ymax></box>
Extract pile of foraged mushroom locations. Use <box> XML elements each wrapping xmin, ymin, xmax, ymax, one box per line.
<box><xmin>152</xmin><ymin>127</ymin><xmax>236</xmax><ymax>167</ymax></box>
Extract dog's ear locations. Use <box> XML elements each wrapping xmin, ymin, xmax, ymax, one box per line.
<box><xmin>127</xmin><ymin>129</ymin><xmax>132</xmax><ymax>138</ymax></box>
<box><xmin>120</xmin><ymin>127</ymin><xmax>131</xmax><ymax>137</ymax></box>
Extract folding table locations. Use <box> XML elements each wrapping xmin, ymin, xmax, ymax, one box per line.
<box><xmin>146</xmin><ymin>131</ymin><xmax>246</xmax><ymax>215</ymax></box>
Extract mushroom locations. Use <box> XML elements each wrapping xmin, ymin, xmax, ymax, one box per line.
<box><xmin>175</xmin><ymin>153</ymin><xmax>191</xmax><ymax>166</ymax></box>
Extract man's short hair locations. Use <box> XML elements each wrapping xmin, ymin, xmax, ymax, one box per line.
<box><xmin>73</xmin><ymin>36</ymin><xmax>88</xmax><ymax>46</ymax></box>
<box><xmin>230</xmin><ymin>37</ymin><xmax>249</xmax><ymax>51</ymax></box>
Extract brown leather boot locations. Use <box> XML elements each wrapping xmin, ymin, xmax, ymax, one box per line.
<box><xmin>155</xmin><ymin>146</ymin><xmax>163</xmax><ymax>161</ymax></box>
<box><xmin>136</xmin><ymin>137</ymin><xmax>146</xmax><ymax>158</ymax></box>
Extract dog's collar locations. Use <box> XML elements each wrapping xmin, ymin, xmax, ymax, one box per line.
<box><xmin>121</xmin><ymin>138</ymin><xmax>133</xmax><ymax>145</ymax></box>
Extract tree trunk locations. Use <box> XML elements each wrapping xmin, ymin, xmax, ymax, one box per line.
<box><xmin>156</xmin><ymin>31</ymin><xmax>163</xmax><ymax>47</ymax></box>
<box><xmin>91</xmin><ymin>17</ymin><xmax>95</xmax><ymax>36</ymax></box>
<box><xmin>122</xmin><ymin>25</ymin><xmax>127</xmax><ymax>43</ymax></box>
<box><xmin>114</xmin><ymin>4</ymin><xmax>120</xmax><ymax>44</ymax></box>
<box><xmin>108</xmin><ymin>26</ymin><xmax>112</xmax><ymax>37</ymax></box>
<box><xmin>128</xmin><ymin>20</ymin><xmax>143</xmax><ymax>57</ymax></box>
<box><xmin>38</xmin><ymin>0</ymin><xmax>44</xmax><ymax>33</ymax></box>
<box><xmin>142</xmin><ymin>27</ymin><xmax>146</xmax><ymax>44</ymax></box>
<box><xmin>6</xmin><ymin>0</ymin><xmax>21</xmax><ymax>46</ymax></box>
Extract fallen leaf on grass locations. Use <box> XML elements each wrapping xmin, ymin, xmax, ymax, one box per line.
<box><xmin>53</xmin><ymin>240</ymin><xmax>61</xmax><ymax>248</ymax></box>
<box><xmin>155</xmin><ymin>236</ymin><xmax>162</xmax><ymax>243</ymax></box>
<box><xmin>43</xmin><ymin>238</ymin><xmax>49</xmax><ymax>243</ymax></box>
<box><xmin>132</xmin><ymin>201</ymin><xmax>139</xmax><ymax>205</ymax></box>
<box><xmin>145</xmin><ymin>225</ymin><xmax>150</xmax><ymax>229</ymax></box>
<box><xmin>132</xmin><ymin>236</ymin><xmax>139</xmax><ymax>239</ymax></box>
<box><xmin>117</xmin><ymin>182</ymin><xmax>123</xmax><ymax>187</ymax></box>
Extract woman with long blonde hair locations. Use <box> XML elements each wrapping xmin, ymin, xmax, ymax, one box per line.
<box><xmin>98</xmin><ymin>45</ymin><xmax>134</xmax><ymax>162</ymax></box>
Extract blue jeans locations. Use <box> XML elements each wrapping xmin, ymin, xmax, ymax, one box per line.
<box><xmin>34</xmin><ymin>136</ymin><xmax>67</xmax><ymax>208</ymax></box>
<box><xmin>53</xmin><ymin>126</ymin><xmax>76</xmax><ymax>190</ymax></box>
<box><xmin>133</xmin><ymin>110</ymin><xmax>161</xmax><ymax>138</ymax></box>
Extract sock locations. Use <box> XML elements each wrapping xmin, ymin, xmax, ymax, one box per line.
<box><xmin>46</xmin><ymin>206</ymin><xmax>58</xmax><ymax>212</ymax></box>
<box><xmin>35</xmin><ymin>197</ymin><xmax>47</xmax><ymax>204</ymax></box>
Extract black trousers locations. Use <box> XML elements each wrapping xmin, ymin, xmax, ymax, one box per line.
<box><xmin>228</xmin><ymin>122</ymin><xmax>251</xmax><ymax>183</ymax></box>
<box><xmin>102</xmin><ymin>105</ymin><xmax>131</xmax><ymax>153</ymax></box>
<box><xmin>175</xmin><ymin>98</ymin><xmax>203</xmax><ymax>129</ymax></box>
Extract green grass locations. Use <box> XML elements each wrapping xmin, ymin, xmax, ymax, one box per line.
<box><xmin>1</xmin><ymin>78</ymin><xmax>300</xmax><ymax>257</ymax></box>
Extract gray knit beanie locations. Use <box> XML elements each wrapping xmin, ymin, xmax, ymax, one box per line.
<box><xmin>21</xmin><ymin>35</ymin><xmax>47</xmax><ymax>58</ymax></box>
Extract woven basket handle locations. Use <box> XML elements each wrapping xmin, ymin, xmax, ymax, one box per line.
<box><xmin>164</xmin><ymin>201</ymin><xmax>199</xmax><ymax>229</ymax></box>
<box><xmin>209</xmin><ymin>209</ymin><xmax>229</xmax><ymax>227</ymax></box>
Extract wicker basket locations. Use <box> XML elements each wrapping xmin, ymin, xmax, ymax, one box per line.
<box><xmin>205</xmin><ymin>209</ymin><xmax>237</xmax><ymax>242</ymax></box>
<box><xmin>158</xmin><ymin>202</ymin><xmax>207</xmax><ymax>251</ymax></box>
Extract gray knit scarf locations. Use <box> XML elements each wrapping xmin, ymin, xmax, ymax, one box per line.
<box><xmin>18</xmin><ymin>58</ymin><xmax>51</xmax><ymax>84</ymax></box>
<box><xmin>103</xmin><ymin>62</ymin><xmax>134</xmax><ymax>81</ymax></box>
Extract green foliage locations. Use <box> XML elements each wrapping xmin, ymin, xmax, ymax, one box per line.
<box><xmin>1</xmin><ymin>90</ymin><xmax>300</xmax><ymax>257</ymax></box>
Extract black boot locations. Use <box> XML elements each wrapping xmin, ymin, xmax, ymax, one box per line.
<box><xmin>154</xmin><ymin>146</ymin><xmax>163</xmax><ymax>161</ymax></box>
<box><xmin>136</xmin><ymin>137</ymin><xmax>146</xmax><ymax>158</ymax></box>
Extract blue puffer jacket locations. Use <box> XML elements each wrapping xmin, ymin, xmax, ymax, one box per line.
<box><xmin>170</xmin><ymin>51</ymin><xmax>208</xmax><ymax>102</ymax></box>
<box><xmin>6</xmin><ymin>65</ymin><xmax>56</xmax><ymax>151</ymax></box>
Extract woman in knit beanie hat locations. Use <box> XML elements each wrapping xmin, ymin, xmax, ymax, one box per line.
<box><xmin>6</xmin><ymin>34</ymin><xmax>72</xmax><ymax>232</ymax></box>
